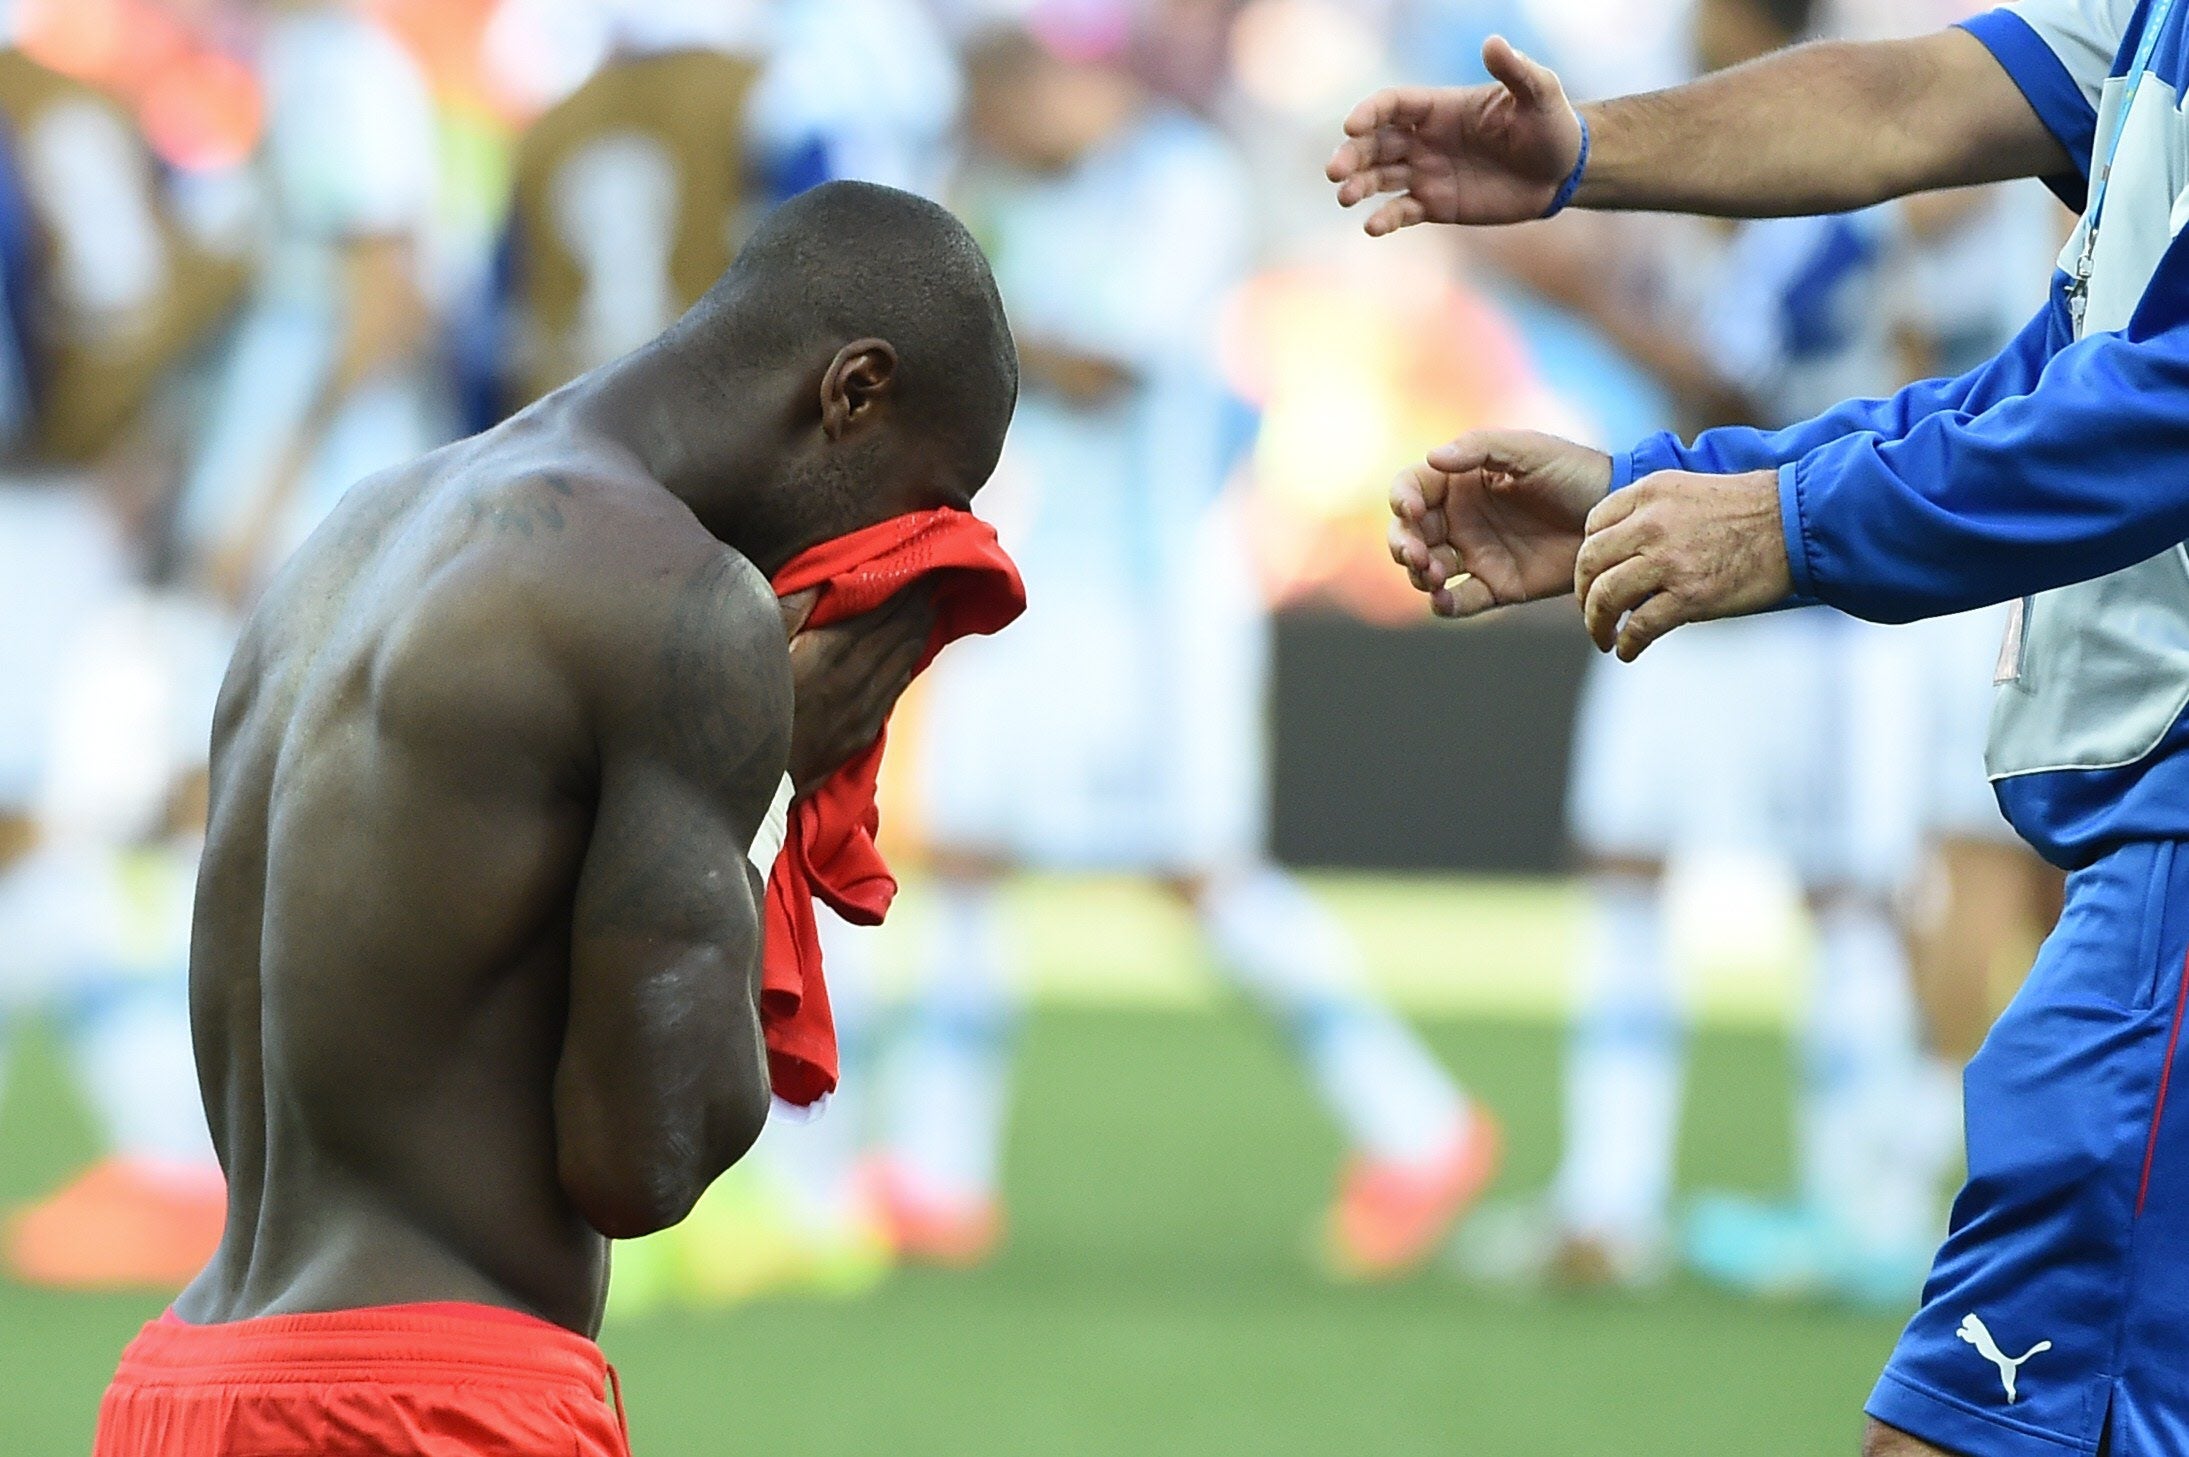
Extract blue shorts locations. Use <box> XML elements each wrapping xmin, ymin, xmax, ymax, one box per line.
<box><xmin>1869</xmin><ymin>839</ymin><xmax>2189</xmax><ymax>1456</ymax></box>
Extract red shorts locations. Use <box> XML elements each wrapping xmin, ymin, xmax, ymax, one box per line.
<box><xmin>94</xmin><ymin>1302</ymin><xmax>632</xmax><ymax>1456</ymax></box>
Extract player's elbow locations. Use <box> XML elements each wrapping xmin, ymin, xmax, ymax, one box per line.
<box><xmin>560</xmin><ymin>1161</ymin><xmax>693</xmax><ymax>1241</ymax></box>
<box><xmin>556</xmin><ymin>1081</ymin><xmax>772</xmax><ymax>1240</ymax></box>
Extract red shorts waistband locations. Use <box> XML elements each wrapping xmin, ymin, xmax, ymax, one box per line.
<box><xmin>112</xmin><ymin>1303</ymin><xmax>607</xmax><ymax>1395</ymax></box>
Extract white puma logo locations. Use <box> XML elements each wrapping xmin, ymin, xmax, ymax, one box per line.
<box><xmin>1958</xmin><ymin>1314</ymin><xmax>2052</xmax><ymax>1403</ymax></box>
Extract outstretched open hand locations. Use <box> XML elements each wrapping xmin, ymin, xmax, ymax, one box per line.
<box><xmin>1327</xmin><ymin>36</ymin><xmax>1585</xmax><ymax>234</ymax></box>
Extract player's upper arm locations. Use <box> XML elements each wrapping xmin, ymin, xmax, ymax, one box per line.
<box><xmin>553</xmin><ymin>543</ymin><xmax>792</xmax><ymax>1238</ymax></box>
<box><xmin>571</xmin><ymin>545</ymin><xmax>790</xmax><ymax>945</ymax></box>
<box><xmin>1954</xmin><ymin>0</ymin><xmax>2133</xmax><ymax>201</ymax></box>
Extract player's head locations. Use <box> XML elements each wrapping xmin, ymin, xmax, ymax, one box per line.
<box><xmin>662</xmin><ymin>180</ymin><xmax>1018</xmax><ymax>561</ymax></box>
<box><xmin>1694</xmin><ymin>0</ymin><xmax>1817</xmax><ymax>73</ymax></box>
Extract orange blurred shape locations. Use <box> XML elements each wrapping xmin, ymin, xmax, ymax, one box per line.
<box><xmin>19</xmin><ymin>0</ymin><xmax>263</xmax><ymax>170</ymax></box>
<box><xmin>370</xmin><ymin>0</ymin><xmax>501</xmax><ymax>108</ymax></box>
<box><xmin>1324</xmin><ymin>1112</ymin><xmax>1505</xmax><ymax>1280</ymax></box>
<box><xmin>20</xmin><ymin>0</ymin><xmax>178</xmax><ymax>92</ymax></box>
<box><xmin>20</xmin><ymin>0</ymin><xmax>128</xmax><ymax>81</ymax></box>
<box><xmin>1219</xmin><ymin>263</ymin><xmax>1542</xmax><ymax>621</ymax></box>
<box><xmin>5</xmin><ymin>1157</ymin><xmax>225</xmax><ymax>1292</ymax></box>
<box><xmin>141</xmin><ymin>49</ymin><xmax>261</xmax><ymax>170</ymax></box>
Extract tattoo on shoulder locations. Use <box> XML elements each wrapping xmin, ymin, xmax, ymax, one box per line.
<box><xmin>470</xmin><ymin>473</ymin><xmax>576</xmax><ymax>537</ymax></box>
<box><xmin>659</xmin><ymin>554</ymin><xmax>786</xmax><ymax>792</ymax></box>
<box><xmin>578</xmin><ymin>555</ymin><xmax>784</xmax><ymax>931</ymax></box>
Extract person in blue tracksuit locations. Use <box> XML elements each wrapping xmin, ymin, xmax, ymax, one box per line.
<box><xmin>1336</xmin><ymin>3</ymin><xmax>2189</xmax><ymax>1454</ymax></box>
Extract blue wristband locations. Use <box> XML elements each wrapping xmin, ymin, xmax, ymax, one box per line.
<box><xmin>1542</xmin><ymin>112</ymin><xmax>1591</xmax><ymax>219</ymax></box>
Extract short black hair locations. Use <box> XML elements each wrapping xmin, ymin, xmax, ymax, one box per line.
<box><xmin>684</xmin><ymin>180</ymin><xmax>1018</xmax><ymax>473</ymax></box>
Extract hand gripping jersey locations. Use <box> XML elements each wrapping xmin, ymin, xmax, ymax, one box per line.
<box><xmin>760</xmin><ymin>509</ymin><xmax>1026</xmax><ymax>1105</ymax></box>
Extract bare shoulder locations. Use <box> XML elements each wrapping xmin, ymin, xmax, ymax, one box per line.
<box><xmin>504</xmin><ymin>466</ymin><xmax>791</xmax><ymax>785</ymax></box>
<box><xmin>617</xmin><ymin>539</ymin><xmax>792</xmax><ymax>785</ymax></box>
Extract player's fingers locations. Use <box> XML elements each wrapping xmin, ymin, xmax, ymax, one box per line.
<box><xmin>851</xmin><ymin>587</ymin><xmax>923</xmax><ymax>640</ymax></box>
<box><xmin>1432</xmin><ymin>572</ymin><xmax>1499</xmax><ymax>619</ymax></box>
<box><xmin>1583</xmin><ymin>484</ymin><xmax>1639</xmax><ymax>537</ymax></box>
<box><xmin>1322</xmin><ymin>127</ymin><xmax>1409</xmax><ymax>182</ymax></box>
<box><xmin>1393</xmin><ymin>533</ymin><xmax>1456</xmax><ymax>594</ymax></box>
<box><xmin>777</xmin><ymin>586</ymin><xmax>822</xmax><ymax>641</ymax></box>
<box><xmin>1580</xmin><ymin>555</ymin><xmax>1663</xmax><ymax>653</ymax></box>
<box><xmin>1364</xmin><ymin>128</ymin><xmax>1414</xmax><ymax>165</ymax></box>
<box><xmin>1572</xmin><ymin>511</ymin><xmax>1643</xmax><ymax>610</ymax></box>
<box><xmin>1615</xmin><ymin>591</ymin><xmax>1690</xmax><ymax>662</ymax></box>
<box><xmin>1343</xmin><ymin>87</ymin><xmax>1433</xmax><ymax>139</ymax></box>
<box><xmin>1389</xmin><ymin>468</ymin><xmax>1427</xmax><ymax>523</ymax></box>
<box><xmin>1482</xmin><ymin>34</ymin><xmax>1557</xmax><ymax>109</ymax></box>
<box><xmin>1388</xmin><ymin>514</ymin><xmax>1431</xmax><ymax>575</ymax></box>
<box><xmin>1427</xmin><ymin>428</ymin><xmax>1544</xmax><ymax>480</ymax></box>
<box><xmin>1390</xmin><ymin>461</ymin><xmax>1452</xmax><ymax>522</ymax></box>
<box><xmin>836</xmin><ymin>591</ymin><xmax>930</xmax><ymax>671</ymax></box>
<box><xmin>1326</xmin><ymin>129</ymin><xmax>1406</xmax><ymax>183</ymax></box>
<box><xmin>1364</xmin><ymin>194</ymin><xmax>1428</xmax><ymax>237</ymax></box>
<box><xmin>1416</xmin><ymin>543</ymin><xmax>1462</xmax><ymax>592</ymax></box>
<box><xmin>881</xmin><ymin>593</ymin><xmax>937</xmax><ymax>657</ymax></box>
<box><xmin>864</xmin><ymin>621</ymin><xmax>931</xmax><ymax>704</ymax></box>
<box><xmin>1337</xmin><ymin>163</ymin><xmax>1420</xmax><ymax>207</ymax></box>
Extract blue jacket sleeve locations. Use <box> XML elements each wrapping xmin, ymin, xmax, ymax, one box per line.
<box><xmin>1785</xmin><ymin>309</ymin><xmax>2189</xmax><ymax>622</ymax></box>
<box><xmin>1608</xmin><ymin>292</ymin><xmax>2070</xmax><ymax>489</ymax></box>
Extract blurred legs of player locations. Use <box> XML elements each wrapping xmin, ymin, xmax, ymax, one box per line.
<box><xmin>1506</xmin><ymin>621</ymin><xmax>1955</xmax><ymax>1302</ymax></box>
<box><xmin>872</xmin><ymin>858</ymin><xmax>1494</xmax><ymax>1278</ymax></box>
<box><xmin>1683</xmin><ymin>887</ymin><xmax>1949</xmax><ymax>1306</ymax></box>
<box><xmin>877</xmin><ymin>492</ymin><xmax>1493</xmax><ymax>1279</ymax></box>
<box><xmin>1545</xmin><ymin>860</ymin><xmax>1682</xmax><ymax>1286</ymax></box>
<box><xmin>1905</xmin><ymin>607</ymin><xmax>2064</xmax><ymax>1068</ymax></box>
<box><xmin>870</xmin><ymin>872</ymin><xmax>1015</xmax><ymax>1265</ymax></box>
<box><xmin>0</xmin><ymin>511</ymin><xmax>226</xmax><ymax>1290</ymax></box>
<box><xmin>1</xmin><ymin>837</ymin><xmax>224</xmax><ymax>1290</ymax></box>
<box><xmin>1684</xmin><ymin>621</ymin><xmax>1956</xmax><ymax>1306</ymax></box>
<box><xmin>1199</xmin><ymin>865</ymin><xmax>1491</xmax><ymax>1279</ymax></box>
<box><xmin>1499</xmin><ymin>633</ymin><xmax>1740</xmax><ymax>1289</ymax></box>
<box><xmin>1910</xmin><ymin>840</ymin><xmax>2061</xmax><ymax>1064</ymax></box>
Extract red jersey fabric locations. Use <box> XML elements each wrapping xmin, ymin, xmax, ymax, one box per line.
<box><xmin>764</xmin><ymin>508</ymin><xmax>1025</xmax><ymax>1105</ymax></box>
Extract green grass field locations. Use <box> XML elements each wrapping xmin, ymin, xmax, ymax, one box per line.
<box><xmin>0</xmin><ymin>999</ymin><xmax>1905</xmax><ymax>1456</ymax></box>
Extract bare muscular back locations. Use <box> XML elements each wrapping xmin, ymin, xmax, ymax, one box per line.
<box><xmin>175</xmin><ymin>409</ymin><xmax>788</xmax><ymax>1336</ymax></box>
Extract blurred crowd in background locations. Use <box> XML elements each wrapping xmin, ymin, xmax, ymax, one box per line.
<box><xmin>0</xmin><ymin>0</ymin><xmax>2076</xmax><ymax>1321</ymax></box>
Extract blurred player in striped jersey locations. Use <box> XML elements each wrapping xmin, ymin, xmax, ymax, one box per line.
<box><xmin>175</xmin><ymin>0</ymin><xmax>445</xmax><ymax>599</ymax></box>
<box><xmin>486</xmin><ymin>0</ymin><xmax>769</xmax><ymax>422</ymax></box>
<box><xmin>873</xmin><ymin>20</ymin><xmax>1496</xmax><ymax>1279</ymax></box>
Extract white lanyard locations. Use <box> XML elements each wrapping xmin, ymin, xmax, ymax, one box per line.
<box><xmin>2071</xmin><ymin>0</ymin><xmax>2182</xmax><ymax>333</ymax></box>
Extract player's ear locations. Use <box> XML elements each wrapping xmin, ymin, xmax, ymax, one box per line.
<box><xmin>819</xmin><ymin>339</ymin><xmax>898</xmax><ymax>440</ymax></box>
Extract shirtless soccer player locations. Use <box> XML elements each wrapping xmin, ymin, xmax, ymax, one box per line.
<box><xmin>91</xmin><ymin>180</ymin><xmax>1018</xmax><ymax>1457</ymax></box>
